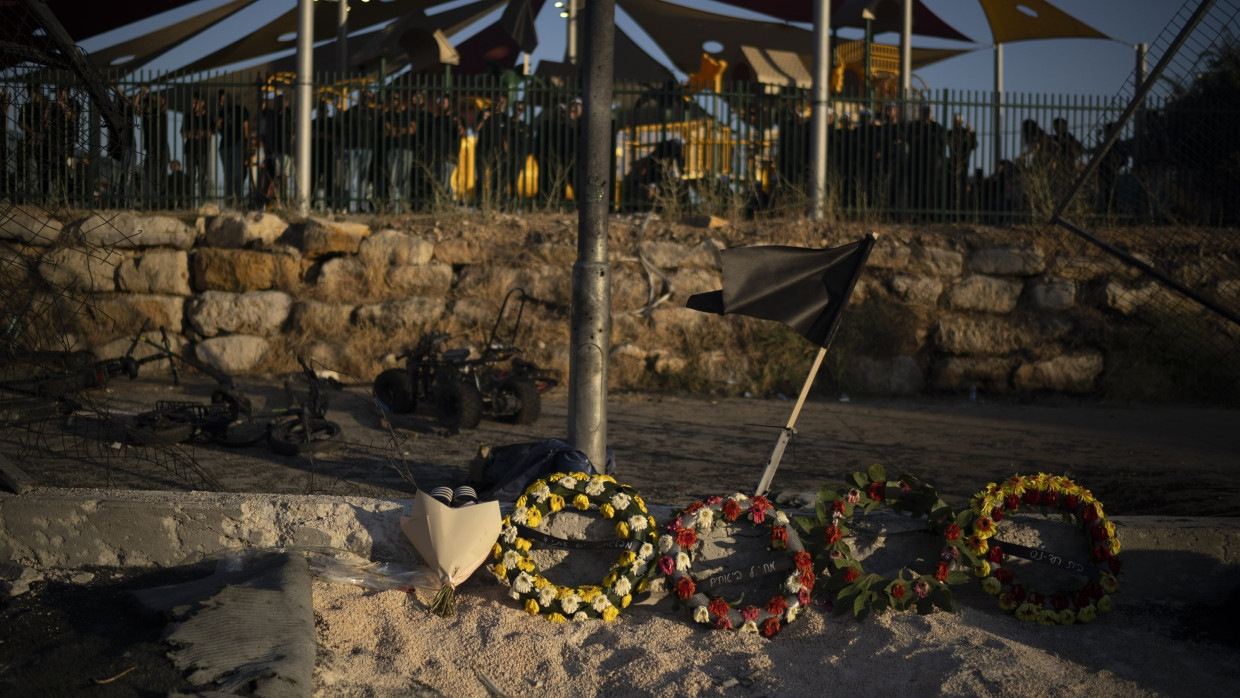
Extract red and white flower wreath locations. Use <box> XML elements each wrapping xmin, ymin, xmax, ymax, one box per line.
<box><xmin>653</xmin><ymin>493</ymin><xmax>814</xmax><ymax>637</ymax></box>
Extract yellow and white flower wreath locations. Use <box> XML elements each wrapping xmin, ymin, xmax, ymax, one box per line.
<box><xmin>490</xmin><ymin>472</ymin><xmax>660</xmax><ymax>623</ymax></box>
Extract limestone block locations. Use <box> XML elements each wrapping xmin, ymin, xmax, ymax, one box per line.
<box><xmin>1013</xmin><ymin>353</ymin><xmax>1103</xmax><ymax>394</ymax></box>
<box><xmin>205</xmin><ymin>211</ymin><xmax>289</xmax><ymax>248</ymax></box>
<box><xmin>352</xmin><ymin>298</ymin><xmax>447</xmax><ymax>332</ymax></box>
<box><xmin>287</xmin><ymin>300</ymin><xmax>355</xmax><ymax>336</ymax></box>
<box><xmin>680</xmin><ymin>240</ymin><xmax>723</xmax><ymax>270</ymax></box>
<box><xmin>116</xmin><ymin>250</ymin><xmax>191</xmax><ymax>295</ymax></box>
<box><xmin>970</xmin><ymin>246</ymin><xmax>1046</xmax><ymax>276</ymax></box>
<box><xmin>935</xmin><ymin>315</ymin><xmax>1025</xmax><ymax>355</ymax></box>
<box><xmin>1029</xmin><ymin>278</ymin><xmax>1076</xmax><ymax>310</ymax></box>
<box><xmin>912</xmin><ymin>247</ymin><xmax>963</xmax><ymax>276</ymax></box>
<box><xmin>302</xmin><ymin>217</ymin><xmax>371</xmax><ymax>258</ymax></box>
<box><xmin>1051</xmin><ymin>256</ymin><xmax>1108</xmax><ymax>281</ymax></box>
<box><xmin>610</xmin><ymin>264</ymin><xmax>650</xmax><ymax>311</ymax></box>
<box><xmin>83</xmin><ymin>294</ymin><xmax>184</xmax><ymax>338</ymax></box>
<box><xmin>67</xmin><ymin>212</ymin><xmax>196</xmax><ymax>249</ymax></box>
<box><xmin>641</xmin><ymin>241</ymin><xmax>691</xmax><ymax>270</ymax></box>
<box><xmin>847</xmin><ymin>355</ymin><xmax>926</xmax><ymax>396</ymax></box>
<box><xmin>670</xmin><ymin>267</ymin><xmax>720</xmax><ymax>304</ymax></box>
<box><xmin>194</xmin><ymin>335</ymin><xmax>270</xmax><ymax>375</ymax></box>
<box><xmin>455</xmin><ymin>265</ymin><xmax>569</xmax><ymax>305</ymax></box>
<box><xmin>433</xmin><ymin>238</ymin><xmax>485</xmax><ymax>265</ymax></box>
<box><xmin>38</xmin><ymin>246</ymin><xmax>121</xmax><ymax>292</ymax></box>
<box><xmin>187</xmin><ymin>290</ymin><xmax>293</xmax><ymax>337</ymax></box>
<box><xmin>358</xmin><ymin>229</ymin><xmax>434</xmax><ymax>267</ymax></box>
<box><xmin>867</xmin><ymin>240</ymin><xmax>911</xmax><ymax>271</ymax></box>
<box><xmin>946</xmin><ymin>275</ymin><xmax>1023</xmax><ymax>313</ymax></box>
<box><xmin>0</xmin><ymin>244</ymin><xmax>29</xmax><ymax>288</ymax></box>
<box><xmin>1105</xmin><ymin>281</ymin><xmax>1160</xmax><ymax>315</ymax></box>
<box><xmin>888</xmin><ymin>275</ymin><xmax>943</xmax><ymax>307</ymax></box>
<box><xmin>387</xmin><ymin>263</ymin><xmax>453</xmax><ymax>296</ymax></box>
<box><xmin>191</xmin><ymin>248</ymin><xmax>276</xmax><ymax>292</ymax></box>
<box><xmin>646</xmin><ymin>305</ymin><xmax>714</xmax><ymax>334</ymax></box>
<box><xmin>313</xmin><ymin>257</ymin><xmax>365</xmax><ymax>299</ymax></box>
<box><xmin>524</xmin><ymin>242</ymin><xmax>576</xmax><ymax>266</ymax></box>
<box><xmin>930</xmin><ymin>357</ymin><xmax>1016</xmax><ymax>392</ymax></box>
<box><xmin>449</xmin><ymin>298</ymin><xmax>499</xmax><ymax>330</ymax></box>
<box><xmin>0</xmin><ymin>208</ymin><xmax>62</xmax><ymax>245</ymax></box>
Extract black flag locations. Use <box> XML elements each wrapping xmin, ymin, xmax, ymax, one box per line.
<box><xmin>686</xmin><ymin>235</ymin><xmax>875</xmax><ymax>349</ymax></box>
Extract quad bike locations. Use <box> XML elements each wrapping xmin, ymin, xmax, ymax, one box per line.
<box><xmin>374</xmin><ymin>288</ymin><xmax>557</xmax><ymax>432</ymax></box>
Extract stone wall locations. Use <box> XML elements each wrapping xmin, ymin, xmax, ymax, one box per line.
<box><xmin>1</xmin><ymin>207</ymin><xmax>1222</xmax><ymax>398</ymax></box>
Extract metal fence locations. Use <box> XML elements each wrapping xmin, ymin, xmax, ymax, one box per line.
<box><xmin>1</xmin><ymin>69</ymin><xmax>1231</xmax><ymax>224</ymax></box>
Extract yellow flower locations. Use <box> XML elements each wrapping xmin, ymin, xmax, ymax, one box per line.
<box><xmin>1014</xmin><ymin>603</ymin><xmax>1041</xmax><ymax>622</ymax></box>
<box><xmin>1100</xmin><ymin>573</ymin><xmax>1119</xmax><ymax>594</ymax></box>
<box><xmin>573</xmin><ymin>494</ymin><xmax>590</xmax><ymax>510</ymax></box>
<box><xmin>1108</xmin><ymin>537</ymin><xmax>1122</xmax><ymax>556</ymax></box>
<box><xmin>545</xmin><ymin>475</ymin><xmax>563</xmax><ymax>485</ymax></box>
<box><xmin>549</xmin><ymin>494</ymin><xmax>565</xmax><ymax>512</ymax></box>
<box><xmin>647</xmin><ymin>516</ymin><xmax>657</xmax><ymax>531</ymax></box>
<box><xmin>1103</xmin><ymin>520</ymin><xmax>1117</xmax><ymax>538</ymax></box>
<box><xmin>526</xmin><ymin>508</ymin><xmax>543</xmax><ymax>528</ymax></box>
<box><xmin>571</xmin><ymin>471</ymin><xmax>589</xmax><ymax>481</ymax></box>
<box><xmin>981</xmin><ymin>577</ymin><xmax>1002</xmax><ymax>595</ymax></box>
<box><xmin>515</xmin><ymin>496</ymin><xmax>528</xmax><ymax>509</ymax></box>
<box><xmin>516</xmin><ymin>537</ymin><xmax>532</xmax><ymax>552</ymax></box>
<box><xmin>618</xmin><ymin>551</ymin><xmax>636</xmax><ymax>567</ymax></box>
<box><xmin>1077</xmin><ymin>604</ymin><xmax>1097</xmax><ymax>623</ymax></box>
<box><xmin>999</xmin><ymin>593</ymin><xmax>1019</xmax><ymax>611</ymax></box>
<box><xmin>547</xmin><ymin>612</ymin><xmax>568</xmax><ymax>624</ymax></box>
<box><xmin>557</xmin><ymin>586</ymin><xmax>574</xmax><ymax>598</ymax></box>
<box><xmin>602</xmin><ymin>606</ymin><xmax>619</xmax><ymax>622</ymax></box>
<box><xmin>501</xmin><ymin>515</ymin><xmax>512</xmax><ymax>527</ymax></box>
<box><xmin>1097</xmin><ymin>595</ymin><xmax>1113</xmax><ymax>613</ymax></box>
<box><xmin>637</xmin><ymin>577</ymin><xmax>650</xmax><ymax>593</ymax></box>
<box><xmin>615</xmin><ymin>521</ymin><xmax>630</xmax><ymax>538</ymax></box>
<box><xmin>518</xmin><ymin>559</ymin><xmax>536</xmax><ymax>573</ymax></box>
<box><xmin>595</xmin><ymin>474</ymin><xmax>617</xmax><ymax>484</ymax></box>
<box><xmin>532</xmin><ymin>575</ymin><xmax>553</xmax><ymax>590</ymax></box>
<box><xmin>973</xmin><ymin>561</ymin><xmax>991</xmax><ymax>578</ymax></box>
<box><xmin>970</xmin><ymin>483</ymin><xmax>1002</xmax><ymax>513</ymax></box>
<box><xmin>973</xmin><ymin>516</ymin><xmax>996</xmax><ymax>539</ymax></box>
<box><xmin>634</xmin><ymin>496</ymin><xmax>647</xmax><ymax>513</ymax></box>
<box><xmin>1002</xmin><ymin>475</ymin><xmax>1027</xmax><ymax>496</ymax></box>
<box><xmin>967</xmin><ymin>534</ymin><xmax>989</xmax><ymax>556</ymax></box>
<box><xmin>492</xmin><ymin>563</ymin><xmax>507</xmax><ymax>579</ymax></box>
<box><xmin>525</xmin><ymin>599</ymin><xmax>540</xmax><ymax>615</ymax></box>
<box><xmin>602</xmin><ymin>571</ymin><xmax>618</xmax><ymax>587</ymax></box>
<box><xmin>492</xmin><ymin>543</ymin><xmax>503</xmax><ymax>560</ymax></box>
<box><xmin>1037</xmin><ymin>610</ymin><xmax>1058</xmax><ymax>626</ymax></box>
<box><xmin>621</xmin><ymin>594</ymin><xmax>632</xmax><ymax>608</ymax></box>
<box><xmin>600</xmin><ymin>503</ymin><xmax>616</xmax><ymax>519</ymax></box>
<box><xmin>578</xmin><ymin>586</ymin><xmax>600</xmax><ymax>602</ymax></box>
<box><xmin>1058</xmin><ymin>609</ymin><xmax>1076</xmax><ymax>625</ymax></box>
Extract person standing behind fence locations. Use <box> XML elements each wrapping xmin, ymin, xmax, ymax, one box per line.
<box><xmin>947</xmin><ymin>114</ymin><xmax>977</xmax><ymax>210</ymax></box>
<box><xmin>877</xmin><ymin>103</ymin><xmax>908</xmax><ymax>213</ymax></box>
<box><xmin>428</xmin><ymin>95</ymin><xmax>463</xmax><ymax>201</ymax></box>
<box><xmin>217</xmin><ymin>90</ymin><xmax>249</xmax><ymax>207</ymax></box>
<box><xmin>137</xmin><ymin>86</ymin><xmax>169</xmax><ymax>207</ymax></box>
<box><xmin>181</xmin><ymin>92</ymin><xmax>212</xmax><ymax>207</ymax></box>
<box><xmin>537</xmin><ymin>99</ymin><xmax>579</xmax><ymax>207</ymax></box>
<box><xmin>384</xmin><ymin>92</ymin><xmax>414</xmax><ymax>212</ymax></box>
<box><xmin>17</xmin><ymin>87</ymin><xmax>48</xmax><ymax>202</ymax></box>
<box><xmin>474</xmin><ymin>93</ymin><xmax>511</xmax><ymax>207</ymax></box>
<box><xmin>0</xmin><ymin>90</ymin><xmax>10</xmax><ymax>197</ymax></box>
<box><xmin>259</xmin><ymin>93</ymin><xmax>293</xmax><ymax>205</ymax></box>
<box><xmin>906</xmin><ymin>104</ymin><xmax>945</xmax><ymax>214</ymax></box>
<box><xmin>341</xmin><ymin>90</ymin><xmax>376</xmax><ymax>213</ymax></box>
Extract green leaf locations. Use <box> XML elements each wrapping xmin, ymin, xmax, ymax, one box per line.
<box><xmin>815</xmin><ymin>500</ymin><xmax>828</xmax><ymax>523</ymax></box>
<box><xmin>836</xmin><ymin>584</ymin><xmax>860</xmax><ymax>603</ymax></box>
<box><xmin>853</xmin><ymin>591</ymin><xmax>869</xmax><ymax>617</ymax></box>
<box><xmin>946</xmin><ymin>571</ymin><xmax>971</xmax><ymax>585</ymax></box>
<box><xmin>846</xmin><ymin>472</ymin><xmax>867</xmax><ymax>488</ymax></box>
<box><xmin>867</xmin><ymin>463</ymin><xmax>887</xmax><ymax>483</ymax></box>
<box><xmin>794</xmin><ymin>516</ymin><xmax>818</xmax><ymax>534</ymax></box>
<box><xmin>931</xmin><ymin>588</ymin><xmax>953</xmax><ymax>612</ymax></box>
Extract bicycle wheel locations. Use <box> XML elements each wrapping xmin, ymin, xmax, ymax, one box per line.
<box><xmin>128</xmin><ymin>408</ymin><xmax>197</xmax><ymax>446</ymax></box>
<box><xmin>267</xmin><ymin>418</ymin><xmax>342</xmax><ymax>456</ymax></box>
<box><xmin>206</xmin><ymin>416</ymin><xmax>270</xmax><ymax>448</ymax></box>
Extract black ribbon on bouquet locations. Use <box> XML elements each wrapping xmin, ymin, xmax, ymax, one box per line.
<box><xmin>515</xmin><ymin>524</ymin><xmax>646</xmax><ymax>551</ymax></box>
<box><xmin>992</xmin><ymin>539</ymin><xmax>1099</xmax><ymax>579</ymax></box>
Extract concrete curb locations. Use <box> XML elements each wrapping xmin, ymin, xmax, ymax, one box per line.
<box><xmin>2</xmin><ymin>488</ymin><xmax>1237</xmax><ymax>607</ymax></box>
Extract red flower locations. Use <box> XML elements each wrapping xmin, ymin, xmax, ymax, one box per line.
<box><xmin>766</xmin><ymin>596</ymin><xmax>789</xmax><ymax>616</ymax></box>
<box><xmin>657</xmin><ymin>555</ymin><xmax>675</xmax><ymax>576</ymax></box>
<box><xmin>684</xmin><ymin>501</ymin><xmax>704</xmax><ymax>515</ymax></box>
<box><xmin>722</xmin><ymin>499</ymin><xmax>743</xmax><ymax>522</ymax></box>
<box><xmin>866</xmin><ymin>482</ymin><xmax>886</xmax><ymax>501</ymax></box>
<box><xmin>798</xmin><ymin>569</ymin><xmax>816</xmax><ymax>590</ymax></box>
<box><xmin>1023</xmin><ymin>490</ymin><xmax>1041</xmax><ymax>505</ymax></box>
<box><xmin>1052</xmin><ymin>593</ymin><xmax>1070</xmax><ymax>611</ymax></box>
<box><xmin>987</xmin><ymin>546</ymin><xmax>1003</xmax><ymax>564</ymax></box>
<box><xmin>1082</xmin><ymin>504</ymin><xmax>1099</xmax><ymax>523</ymax></box>
<box><xmin>1074</xmin><ymin>591</ymin><xmax>1091</xmax><ymax>609</ymax></box>
<box><xmin>1109</xmin><ymin>557</ymin><xmax>1123</xmax><ymax>575</ymax></box>
<box><xmin>943</xmin><ymin>523</ymin><xmax>962</xmax><ymax>541</ymax></box>
<box><xmin>740</xmin><ymin>605</ymin><xmax>760</xmax><ymax>622</ymax></box>
<box><xmin>1004</xmin><ymin>494</ymin><xmax>1021</xmax><ymax>510</ymax></box>
<box><xmin>798</xmin><ymin>588</ymin><xmax>811</xmax><ymax>606</ymax></box>
<box><xmin>751</xmin><ymin>495</ymin><xmax>773</xmax><ymax>512</ymax></box>
<box><xmin>823</xmin><ymin>525</ymin><xmax>843</xmax><ymax>546</ymax></box>
<box><xmin>794</xmin><ymin>550</ymin><xmax>814</xmax><ymax>572</ymax></box>
<box><xmin>715</xmin><ymin>616</ymin><xmax>733</xmax><ymax>630</ymax></box>
<box><xmin>990</xmin><ymin>507</ymin><xmax>1004</xmax><ymax>523</ymax></box>
<box><xmin>831</xmin><ymin>500</ymin><xmax>846</xmax><ymax>516</ymax></box>
<box><xmin>674</xmin><ymin>576</ymin><xmax>696</xmax><ymax>600</ymax></box>
<box><xmin>708</xmin><ymin>597</ymin><xmax>729</xmax><ymax>617</ymax></box>
<box><xmin>842</xmin><ymin>567</ymin><xmax>860</xmax><ymax>584</ymax></box>
<box><xmin>675</xmin><ymin>527</ymin><xmax>698</xmax><ymax>549</ymax></box>
<box><xmin>1064</xmin><ymin>494</ymin><xmax>1080</xmax><ymax>510</ymax></box>
<box><xmin>771</xmin><ymin>525</ymin><xmax>789</xmax><ymax>550</ymax></box>
<box><xmin>1028</xmin><ymin>591</ymin><xmax>1044</xmax><ymax>606</ymax></box>
<box><xmin>1092</xmin><ymin>545</ymin><xmax>1110</xmax><ymax>562</ymax></box>
<box><xmin>705</xmin><ymin>495</ymin><xmax>724</xmax><ymax>506</ymax></box>
<box><xmin>750</xmin><ymin>506</ymin><xmax>768</xmax><ymax>524</ymax></box>
<box><xmin>994</xmin><ymin>568</ymin><xmax>1013</xmax><ymax>585</ymax></box>
<box><xmin>892</xmin><ymin>584</ymin><xmax>906</xmax><ymax>599</ymax></box>
<box><xmin>762</xmin><ymin>617</ymin><xmax>781</xmax><ymax>637</ymax></box>
<box><xmin>1084</xmin><ymin>580</ymin><xmax>1104</xmax><ymax>599</ymax></box>
<box><xmin>935</xmin><ymin>561</ymin><xmax>949</xmax><ymax>582</ymax></box>
<box><xmin>1091</xmin><ymin>523</ymin><xmax>1108</xmax><ymax>541</ymax></box>
<box><xmin>1010</xmin><ymin>585</ymin><xmax>1027</xmax><ymax>602</ymax></box>
<box><xmin>1043</xmin><ymin>491</ymin><xmax>1059</xmax><ymax>507</ymax></box>
<box><xmin>666</xmin><ymin>517</ymin><xmax>683</xmax><ymax>533</ymax></box>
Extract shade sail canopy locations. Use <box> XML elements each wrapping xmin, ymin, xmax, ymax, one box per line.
<box><xmin>24</xmin><ymin>0</ymin><xmax>202</xmax><ymax>42</ymax></box>
<box><xmin>82</xmin><ymin>0</ymin><xmax>259</xmax><ymax>72</ymax></box>
<box><xmin>977</xmin><ymin>0</ymin><xmax>1111</xmax><ymax>44</ymax></box>
<box><xmin>349</xmin><ymin>0</ymin><xmax>509</xmax><ymax>73</ymax></box>
<box><xmin>536</xmin><ymin>27</ymin><xmax>677</xmax><ymax>86</ymax></box>
<box><xmin>736</xmin><ymin>46</ymin><xmax>813</xmax><ymax>89</ymax></box>
<box><xmin>710</xmin><ymin>0</ymin><xmax>975</xmax><ymax>42</ymax></box>
<box><xmin>452</xmin><ymin>0</ymin><xmax>546</xmax><ymax>74</ymax></box>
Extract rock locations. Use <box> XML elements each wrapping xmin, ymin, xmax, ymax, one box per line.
<box><xmin>970</xmin><ymin>246</ymin><xmax>1045</xmax><ymax>276</ymax></box>
<box><xmin>1013</xmin><ymin>353</ymin><xmax>1104</xmax><ymax>393</ymax></box>
<box><xmin>82</xmin><ymin>295</ymin><xmax>185</xmax><ymax>338</ymax></box>
<box><xmin>302</xmin><ymin>217</ymin><xmax>371</xmax><ymax>258</ymax></box>
<box><xmin>313</xmin><ymin>257</ymin><xmax>366</xmax><ymax>299</ymax></box>
<box><xmin>387</xmin><ymin>263</ymin><xmax>454</xmax><ymax>296</ymax></box>
<box><xmin>191</xmin><ymin>248</ymin><xmax>277</xmax><ymax>291</ymax></box>
<box><xmin>1105</xmin><ymin>281</ymin><xmax>1161</xmax><ymax>315</ymax></box>
<box><xmin>38</xmin><ymin>246</ymin><xmax>121</xmax><ymax>292</ymax></box>
<box><xmin>935</xmin><ymin>316</ymin><xmax>1026</xmax><ymax>355</ymax></box>
<box><xmin>641</xmin><ymin>241</ymin><xmax>691</xmax><ymax>269</ymax></box>
<box><xmin>116</xmin><ymin>250</ymin><xmax>191</xmax><ymax>295</ymax></box>
<box><xmin>930</xmin><ymin>357</ymin><xmax>1016</xmax><ymax>392</ymax></box>
<box><xmin>205</xmin><ymin>211</ymin><xmax>289</xmax><ymax>248</ymax></box>
<box><xmin>867</xmin><ymin>240</ymin><xmax>911</xmax><ymax>271</ymax></box>
<box><xmin>67</xmin><ymin>212</ymin><xmax>196</xmax><ymax>249</ymax></box>
<box><xmin>187</xmin><ymin>290</ymin><xmax>293</xmax><ymax>337</ymax></box>
<box><xmin>433</xmin><ymin>238</ymin><xmax>483</xmax><ymax>265</ymax></box>
<box><xmin>524</xmin><ymin>242</ymin><xmax>576</xmax><ymax>266</ymax></box>
<box><xmin>847</xmin><ymin>355</ymin><xmax>926</xmax><ymax>395</ymax></box>
<box><xmin>945</xmin><ymin>275</ymin><xmax>1023</xmax><ymax>313</ymax></box>
<box><xmin>357</xmin><ymin>229</ymin><xmax>434</xmax><ymax>267</ymax></box>
<box><xmin>193</xmin><ymin>335</ymin><xmax>270</xmax><ymax>375</ymax></box>
<box><xmin>352</xmin><ymin>298</ymin><xmax>447</xmax><ymax>332</ymax></box>
<box><xmin>0</xmin><ymin>561</ymin><xmax>43</xmax><ymax>596</ymax></box>
<box><xmin>1029</xmin><ymin>278</ymin><xmax>1076</xmax><ymax>310</ymax></box>
<box><xmin>287</xmin><ymin>300</ymin><xmax>355</xmax><ymax>336</ymax></box>
<box><xmin>95</xmin><ymin>331</ymin><xmax>190</xmax><ymax>377</ymax></box>
<box><xmin>680</xmin><ymin>240</ymin><xmax>723</xmax><ymax>269</ymax></box>
<box><xmin>0</xmin><ymin>207</ymin><xmax>62</xmax><ymax>245</ymax></box>
<box><xmin>888</xmin><ymin>275</ymin><xmax>943</xmax><ymax>306</ymax></box>
<box><xmin>912</xmin><ymin>247</ymin><xmax>964</xmax><ymax>276</ymax></box>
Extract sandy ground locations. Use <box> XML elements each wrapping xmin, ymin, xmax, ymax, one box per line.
<box><xmin>2</xmin><ymin>377</ymin><xmax>1239</xmax><ymax>696</ymax></box>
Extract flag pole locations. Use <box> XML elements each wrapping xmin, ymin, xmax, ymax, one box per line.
<box><xmin>754</xmin><ymin>345</ymin><xmax>827</xmax><ymax>497</ymax></box>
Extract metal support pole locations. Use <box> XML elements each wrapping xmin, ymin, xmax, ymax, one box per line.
<box><xmin>809</xmin><ymin>0</ymin><xmax>831</xmax><ymax>221</ymax></box>
<box><xmin>295</xmin><ymin>0</ymin><xmax>313</xmax><ymax>216</ymax></box>
<box><xmin>1134</xmin><ymin>43</ymin><xmax>1147</xmax><ymax>165</ymax></box>
<box><xmin>337</xmin><ymin>0</ymin><xmax>349</xmax><ymax>72</ymax></box>
<box><xmin>900</xmin><ymin>0</ymin><xmax>912</xmax><ymax>96</ymax></box>
<box><xmin>992</xmin><ymin>43</ymin><xmax>1003</xmax><ymax>172</ymax></box>
<box><xmin>568</xmin><ymin>0</ymin><xmax>579</xmax><ymax>66</ymax></box>
<box><xmin>568</xmin><ymin>0</ymin><xmax>615</xmax><ymax>469</ymax></box>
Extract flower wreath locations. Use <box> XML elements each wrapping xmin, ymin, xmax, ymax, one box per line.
<box><xmin>799</xmin><ymin>465</ymin><xmax>971</xmax><ymax>620</ymax></box>
<box><xmin>654</xmin><ymin>493</ymin><xmax>813</xmax><ymax>637</ymax></box>
<box><xmin>489</xmin><ymin>472</ymin><xmax>660</xmax><ymax>623</ymax></box>
<box><xmin>942</xmin><ymin>473</ymin><xmax>1121</xmax><ymax>626</ymax></box>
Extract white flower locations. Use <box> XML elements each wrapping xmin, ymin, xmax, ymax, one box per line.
<box><xmin>638</xmin><ymin>542</ymin><xmax>654</xmax><ymax>559</ymax></box>
<box><xmin>729</xmin><ymin>493</ymin><xmax>749</xmax><ymax>504</ymax></box>
<box><xmin>503</xmin><ymin>550</ymin><xmax>523</xmax><ymax>569</ymax></box>
<box><xmin>658</xmin><ymin>534</ymin><xmax>675</xmax><ymax>553</ymax></box>
<box><xmin>514</xmin><ymin>572</ymin><xmax>533</xmax><ymax>594</ymax></box>
<box><xmin>539</xmin><ymin>586</ymin><xmax>557</xmax><ymax>607</ymax></box>
<box><xmin>510</xmin><ymin>589</ymin><xmax>522</xmax><ymax>600</ymax></box>
<box><xmin>614</xmin><ymin>577</ymin><xmax>632</xmax><ymax>597</ymax></box>
<box><xmin>786</xmin><ymin>604</ymin><xmax>801</xmax><ymax>622</ymax></box>
<box><xmin>592</xmin><ymin>594</ymin><xmax>612</xmax><ymax>613</ymax></box>
<box><xmin>558</xmin><ymin>476</ymin><xmax>578</xmax><ymax>490</ymax></box>
<box><xmin>611</xmin><ymin>492</ymin><xmax>632</xmax><ymax>511</ymax></box>
<box><xmin>512</xmin><ymin>506</ymin><xmax>529</xmax><ymax>525</ymax></box>
<box><xmin>585</xmin><ymin>478</ymin><xmax>606</xmax><ymax>496</ymax></box>
<box><xmin>573</xmin><ymin>611</ymin><xmax>588</xmax><ymax>622</ymax></box>
<box><xmin>632</xmin><ymin>563</ymin><xmax>648</xmax><ymax>577</ymax></box>
<box><xmin>785</xmin><ymin>573</ymin><xmax>803</xmax><ymax>594</ymax></box>
<box><xmin>696</xmin><ymin>508</ymin><xmax>715</xmax><ymax>530</ymax></box>
<box><xmin>531</xmin><ymin>484</ymin><xmax>552</xmax><ymax>502</ymax></box>
<box><xmin>693</xmin><ymin>605</ymin><xmax>711</xmax><ymax>624</ymax></box>
<box><xmin>677</xmin><ymin>552</ymin><xmax>692</xmax><ymax>571</ymax></box>
<box><xmin>740</xmin><ymin>620</ymin><xmax>759</xmax><ymax>634</ymax></box>
<box><xmin>501</xmin><ymin>525</ymin><xmax>518</xmax><ymax>543</ymax></box>
<box><xmin>628</xmin><ymin>515</ymin><xmax>647</xmax><ymax>533</ymax></box>
<box><xmin>561</xmin><ymin>594</ymin><xmax>581</xmax><ymax>614</ymax></box>
<box><xmin>774</xmin><ymin>511</ymin><xmax>790</xmax><ymax>526</ymax></box>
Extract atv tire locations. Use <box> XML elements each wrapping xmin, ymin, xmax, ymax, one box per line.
<box><xmin>496</xmin><ymin>377</ymin><xmax>541</xmax><ymax>425</ymax></box>
<box><xmin>374</xmin><ymin>369</ymin><xmax>416</xmax><ymax>414</ymax></box>
<box><xmin>435</xmin><ymin>378</ymin><xmax>483</xmax><ymax>432</ymax></box>
<box><xmin>267</xmin><ymin>418</ymin><xmax>342</xmax><ymax>456</ymax></box>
